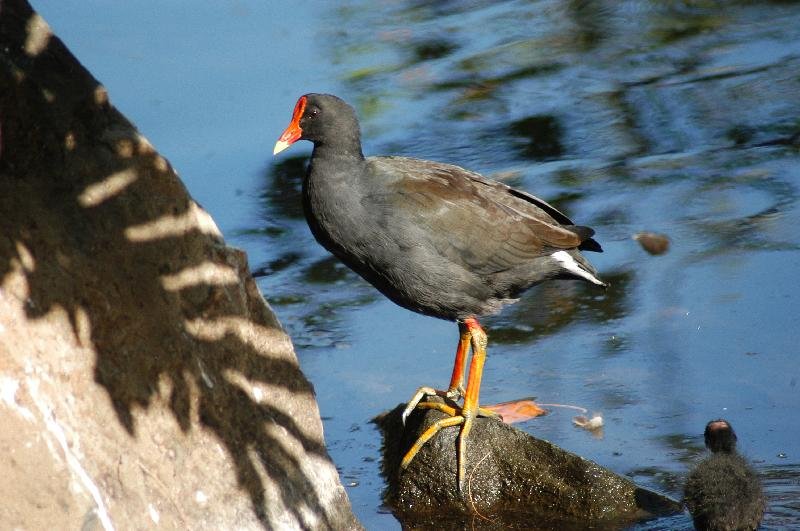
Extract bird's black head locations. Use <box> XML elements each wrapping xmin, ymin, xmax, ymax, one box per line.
<box><xmin>704</xmin><ymin>419</ymin><xmax>738</xmax><ymax>453</ymax></box>
<box><xmin>273</xmin><ymin>93</ymin><xmax>362</xmax><ymax>157</ymax></box>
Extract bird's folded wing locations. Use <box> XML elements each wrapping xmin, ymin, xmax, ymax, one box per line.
<box><xmin>365</xmin><ymin>157</ymin><xmax>585</xmax><ymax>275</ymax></box>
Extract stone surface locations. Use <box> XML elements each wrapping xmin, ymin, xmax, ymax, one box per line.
<box><xmin>0</xmin><ymin>1</ymin><xmax>360</xmax><ymax>529</ymax></box>
<box><xmin>376</xmin><ymin>400</ymin><xmax>681</xmax><ymax>528</ymax></box>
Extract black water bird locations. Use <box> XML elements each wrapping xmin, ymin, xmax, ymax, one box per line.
<box><xmin>684</xmin><ymin>419</ymin><xmax>766</xmax><ymax>531</ymax></box>
<box><xmin>273</xmin><ymin>93</ymin><xmax>605</xmax><ymax>489</ymax></box>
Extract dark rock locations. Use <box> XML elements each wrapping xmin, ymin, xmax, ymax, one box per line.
<box><xmin>376</xmin><ymin>400</ymin><xmax>681</xmax><ymax>528</ymax></box>
<box><xmin>0</xmin><ymin>1</ymin><xmax>360</xmax><ymax>529</ymax></box>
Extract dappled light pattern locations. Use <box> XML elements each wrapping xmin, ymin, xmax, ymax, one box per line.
<box><xmin>0</xmin><ymin>1</ymin><xmax>355</xmax><ymax>528</ymax></box>
<box><xmin>78</xmin><ymin>168</ymin><xmax>138</xmax><ymax>207</ymax></box>
<box><xmin>124</xmin><ymin>201</ymin><xmax>221</xmax><ymax>242</ymax></box>
<box><xmin>160</xmin><ymin>261</ymin><xmax>239</xmax><ymax>291</ymax></box>
<box><xmin>23</xmin><ymin>12</ymin><xmax>50</xmax><ymax>56</ymax></box>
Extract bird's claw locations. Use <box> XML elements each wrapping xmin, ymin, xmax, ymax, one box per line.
<box><xmin>445</xmin><ymin>386</ymin><xmax>464</xmax><ymax>402</ymax></box>
<box><xmin>401</xmin><ymin>384</ymin><xmax>467</xmax><ymax>425</ymax></box>
<box><xmin>401</xmin><ymin>386</ymin><xmax>440</xmax><ymax>425</ymax></box>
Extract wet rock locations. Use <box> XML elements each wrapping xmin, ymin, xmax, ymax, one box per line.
<box><xmin>376</xmin><ymin>401</ymin><xmax>680</xmax><ymax>528</ymax></box>
<box><xmin>0</xmin><ymin>1</ymin><xmax>360</xmax><ymax>529</ymax></box>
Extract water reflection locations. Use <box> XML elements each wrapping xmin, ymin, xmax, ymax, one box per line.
<box><xmin>263</xmin><ymin>155</ymin><xmax>306</xmax><ymax>221</ymax></box>
<box><xmin>762</xmin><ymin>464</ymin><xmax>800</xmax><ymax>526</ymax></box>
<box><xmin>682</xmin><ymin>166</ymin><xmax>799</xmax><ymax>258</ymax></box>
<box><xmin>487</xmin><ymin>270</ymin><xmax>632</xmax><ymax>345</ymax></box>
<box><xmin>408</xmin><ymin>37</ymin><xmax>458</xmax><ymax>62</ymax></box>
<box><xmin>258</xmin><ymin>0</ymin><xmax>800</xmax><ymax>528</ymax></box>
<box><xmin>507</xmin><ymin>115</ymin><xmax>565</xmax><ymax>160</ymax></box>
<box><xmin>564</xmin><ymin>0</ymin><xmax>612</xmax><ymax>52</ymax></box>
<box><xmin>303</xmin><ymin>256</ymin><xmax>352</xmax><ymax>284</ymax></box>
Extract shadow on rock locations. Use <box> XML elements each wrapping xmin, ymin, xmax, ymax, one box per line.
<box><xmin>0</xmin><ymin>1</ymin><xmax>358</xmax><ymax>528</ymax></box>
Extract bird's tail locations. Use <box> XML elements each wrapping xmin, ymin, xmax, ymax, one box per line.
<box><xmin>551</xmin><ymin>250</ymin><xmax>607</xmax><ymax>287</ymax></box>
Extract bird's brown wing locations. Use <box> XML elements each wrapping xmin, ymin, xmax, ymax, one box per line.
<box><xmin>364</xmin><ymin>157</ymin><xmax>589</xmax><ymax>275</ymax></box>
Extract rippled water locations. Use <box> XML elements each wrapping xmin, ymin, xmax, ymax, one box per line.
<box><xmin>40</xmin><ymin>1</ymin><xmax>800</xmax><ymax>529</ymax></box>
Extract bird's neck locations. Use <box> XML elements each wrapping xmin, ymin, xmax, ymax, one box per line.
<box><xmin>306</xmin><ymin>141</ymin><xmax>367</xmax><ymax>193</ymax></box>
<box><xmin>311</xmin><ymin>133</ymin><xmax>365</xmax><ymax>162</ymax></box>
<box><xmin>303</xmin><ymin>139</ymin><xmax>369</xmax><ymax>248</ymax></box>
<box><xmin>311</xmin><ymin>142</ymin><xmax>364</xmax><ymax>162</ymax></box>
<box><xmin>308</xmin><ymin>142</ymin><xmax>366</xmax><ymax>192</ymax></box>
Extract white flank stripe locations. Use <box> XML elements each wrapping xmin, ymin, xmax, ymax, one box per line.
<box><xmin>551</xmin><ymin>250</ymin><xmax>604</xmax><ymax>285</ymax></box>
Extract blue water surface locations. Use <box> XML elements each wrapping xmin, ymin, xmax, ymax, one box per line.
<box><xmin>36</xmin><ymin>1</ymin><xmax>800</xmax><ymax>529</ymax></box>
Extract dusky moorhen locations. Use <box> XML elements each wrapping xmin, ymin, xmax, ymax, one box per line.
<box><xmin>273</xmin><ymin>93</ymin><xmax>605</xmax><ymax>489</ymax></box>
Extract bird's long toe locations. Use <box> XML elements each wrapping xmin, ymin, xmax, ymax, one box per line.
<box><xmin>400</xmin><ymin>414</ymin><xmax>465</xmax><ymax>471</ymax></box>
<box><xmin>400</xmin><ymin>399</ymin><xmax>486</xmax><ymax>492</ymax></box>
<box><xmin>401</xmin><ymin>385</ymin><xmax>457</xmax><ymax>424</ymax></box>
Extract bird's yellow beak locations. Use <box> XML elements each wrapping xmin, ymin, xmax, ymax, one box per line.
<box><xmin>273</xmin><ymin>138</ymin><xmax>294</xmax><ymax>155</ymax></box>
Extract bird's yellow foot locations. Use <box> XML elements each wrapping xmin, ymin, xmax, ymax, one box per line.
<box><xmin>400</xmin><ymin>318</ymin><xmax>491</xmax><ymax>491</ymax></box>
<box><xmin>399</xmin><ymin>403</ymin><xmax>473</xmax><ymax>491</ymax></box>
<box><xmin>399</xmin><ymin>399</ymin><xmax>500</xmax><ymax>491</ymax></box>
<box><xmin>400</xmin><ymin>386</ymin><xmax>463</xmax><ymax>425</ymax></box>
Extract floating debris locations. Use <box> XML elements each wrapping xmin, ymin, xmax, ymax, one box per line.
<box><xmin>573</xmin><ymin>414</ymin><xmax>604</xmax><ymax>431</ymax></box>
<box><xmin>484</xmin><ymin>397</ymin><xmax>547</xmax><ymax>424</ymax></box>
<box><xmin>633</xmin><ymin>232</ymin><xmax>670</xmax><ymax>255</ymax></box>
<box><xmin>536</xmin><ymin>403</ymin><xmax>604</xmax><ymax>437</ymax></box>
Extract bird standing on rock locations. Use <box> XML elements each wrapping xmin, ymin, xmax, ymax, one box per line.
<box><xmin>273</xmin><ymin>93</ymin><xmax>606</xmax><ymax>490</ymax></box>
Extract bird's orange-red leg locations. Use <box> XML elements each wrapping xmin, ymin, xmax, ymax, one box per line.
<box><xmin>401</xmin><ymin>320</ymin><xmax>470</xmax><ymax>423</ymax></box>
<box><xmin>446</xmin><ymin>321</ymin><xmax>471</xmax><ymax>399</ymax></box>
<box><xmin>456</xmin><ymin>318</ymin><xmax>486</xmax><ymax>486</ymax></box>
<box><xmin>401</xmin><ymin>317</ymin><xmax>493</xmax><ymax>490</ymax></box>
<box><xmin>461</xmin><ymin>318</ymin><xmax>485</xmax><ymax>406</ymax></box>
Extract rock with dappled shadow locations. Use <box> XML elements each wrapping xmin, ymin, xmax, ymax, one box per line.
<box><xmin>0</xmin><ymin>1</ymin><xmax>359</xmax><ymax>529</ymax></box>
<box><xmin>376</xmin><ymin>400</ymin><xmax>681</xmax><ymax>529</ymax></box>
